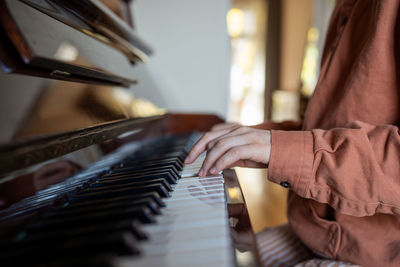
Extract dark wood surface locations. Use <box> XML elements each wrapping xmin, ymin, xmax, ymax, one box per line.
<box><xmin>0</xmin><ymin>113</ymin><xmax>224</xmax><ymax>179</ymax></box>
<box><xmin>0</xmin><ymin>0</ymin><xmax>33</xmax><ymax>64</ymax></box>
<box><xmin>20</xmin><ymin>0</ymin><xmax>152</xmax><ymax>62</ymax></box>
<box><xmin>163</xmin><ymin>113</ymin><xmax>225</xmax><ymax>135</ymax></box>
<box><xmin>0</xmin><ymin>116</ymin><xmax>164</xmax><ymax>178</ymax></box>
<box><xmin>0</xmin><ymin>0</ymin><xmax>149</xmax><ymax>87</ymax></box>
<box><xmin>0</xmin><ymin>23</ymin><xmax>131</xmax><ymax>86</ymax></box>
<box><xmin>97</xmin><ymin>113</ymin><xmax>225</xmax><ymax>156</ymax></box>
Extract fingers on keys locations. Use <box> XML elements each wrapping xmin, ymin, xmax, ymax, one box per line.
<box><xmin>199</xmin><ymin>129</ymin><xmax>270</xmax><ymax>176</ymax></box>
<box><xmin>185</xmin><ymin>128</ymin><xmax>233</xmax><ymax>164</ymax></box>
<box><xmin>199</xmin><ymin>134</ymin><xmax>250</xmax><ymax>176</ymax></box>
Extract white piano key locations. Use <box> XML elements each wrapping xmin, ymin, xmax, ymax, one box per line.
<box><xmin>142</xmin><ymin>224</ymin><xmax>228</xmax><ymax>243</ymax></box>
<box><xmin>140</xmin><ymin>236</ymin><xmax>231</xmax><ymax>255</ymax></box>
<box><xmin>143</xmin><ymin>217</ymin><xmax>227</xmax><ymax>234</ymax></box>
<box><xmin>180</xmin><ymin>153</ymin><xmax>206</xmax><ymax>177</ymax></box>
<box><xmin>114</xmin><ymin>155</ymin><xmax>234</xmax><ymax>266</ymax></box>
<box><xmin>116</xmin><ymin>246</ymin><xmax>233</xmax><ymax>267</ymax></box>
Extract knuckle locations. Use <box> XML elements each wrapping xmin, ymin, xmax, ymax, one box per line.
<box><xmin>217</xmin><ymin>157</ymin><xmax>228</xmax><ymax>168</ymax></box>
<box><xmin>199</xmin><ymin>135</ymin><xmax>211</xmax><ymax>145</ymax></box>
<box><xmin>203</xmin><ymin>132</ymin><xmax>213</xmax><ymax>140</ymax></box>
<box><xmin>243</xmin><ymin>126</ymin><xmax>251</xmax><ymax>133</ymax></box>
<box><xmin>235</xmin><ymin>126</ymin><xmax>248</xmax><ymax>134</ymax></box>
<box><xmin>200</xmin><ymin>137</ymin><xmax>209</xmax><ymax>144</ymax></box>
<box><xmin>211</xmin><ymin>123</ymin><xmax>223</xmax><ymax>130</ymax></box>
<box><xmin>201</xmin><ymin>160</ymin><xmax>210</xmax><ymax>170</ymax></box>
<box><xmin>216</xmin><ymin>139</ymin><xmax>227</xmax><ymax>147</ymax></box>
<box><xmin>218</xmin><ymin>156</ymin><xmax>229</xmax><ymax>168</ymax></box>
<box><xmin>231</xmin><ymin>147</ymin><xmax>241</xmax><ymax>158</ymax></box>
<box><xmin>189</xmin><ymin>147</ymin><xmax>199</xmax><ymax>156</ymax></box>
<box><xmin>206</xmin><ymin>142</ymin><xmax>213</xmax><ymax>150</ymax></box>
<box><xmin>249</xmin><ymin>131</ymin><xmax>259</xmax><ymax>140</ymax></box>
<box><xmin>202</xmin><ymin>161</ymin><xmax>210</xmax><ymax>170</ymax></box>
<box><xmin>204</xmin><ymin>153</ymin><xmax>216</xmax><ymax>166</ymax></box>
<box><xmin>233</xmin><ymin>127</ymin><xmax>243</xmax><ymax>133</ymax></box>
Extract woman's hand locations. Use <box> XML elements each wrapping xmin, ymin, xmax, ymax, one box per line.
<box><xmin>210</xmin><ymin>122</ymin><xmax>241</xmax><ymax>132</ymax></box>
<box><xmin>185</xmin><ymin>126</ymin><xmax>271</xmax><ymax>177</ymax></box>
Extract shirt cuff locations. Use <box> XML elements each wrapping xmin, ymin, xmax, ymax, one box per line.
<box><xmin>268</xmin><ymin>130</ymin><xmax>314</xmax><ymax>197</ymax></box>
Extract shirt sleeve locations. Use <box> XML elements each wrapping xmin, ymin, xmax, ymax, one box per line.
<box><xmin>268</xmin><ymin>120</ymin><xmax>400</xmax><ymax>217</ymax></box>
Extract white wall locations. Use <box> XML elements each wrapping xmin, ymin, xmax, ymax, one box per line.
<box><xmin>130</xmin><ymin>0</ymin><xmax>231</xmax><ymax>118</ymax></box>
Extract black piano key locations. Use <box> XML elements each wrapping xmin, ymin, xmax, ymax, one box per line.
<box><xmin>84</xmin><ymin>181</ymin><xmax>171</xmax><ymax>197</ymax></box>
<box><xmin>116</xmin><ymin>156</ymin><xmax>180</xmax><ymax>164</ymax></box>
<box><xmin>3</xmin><ymin>254</ymin><xmax>116</xmax><ymax>267</ymax></box>
<box><xmin>129</xmin><ymin>158</ymin><xmax>184</xmax><ymax>169</ymax></box>
<box><xmin>16</xmin><ymin>219</ymin><xmax>148</xmax><ymax>248</ymax></box>
<box><xmin>75</xmin><ymin>183</ymin><xmax>170</xmax><ymax>199</ymax></box>
<box><xmin>99</xmin><ymin>171</ymin><xmax>178</xmax><ymax>185</ymax></box>
<box><xmin>43</xmin><ymin>197</ymin><xmax>161</xmax><ymax>221</ymax></box>
<box><xmin>95</xmin><ymin>173</ymin><xmax>176</xmax><ymax>187</ymax></box>
<box><xmin>66</xmin><ymin>192</ymin><xmax>166</xmax><ymax>208</ymax></box>
<box><xmin>105</xmin><ymin>165</ymin><xmax>180</xmax><ymax>178</ymax></box>
<box><xmin>90</xmin><ymin>178</ymin><xmax>173</xmax><ymax>192</ymax></box>
<box><xmin>3</xmin><ymin>231</ymin><xmax>140</xmax><ymax>264</ymax></box>
<box><xmin>128</xmin><ymin>220</ymin><xmax>149</xmax><ymax>240</ymax></box>
<box><xmin>108</xmin><ymin>165</ymin><xmax>181</xmax><ymax>178</ymax></box>
<box><xmin>117</xmin><ymin>154</ymin><xmax>184</xmax><ymax>164</ymax></box>
<box><xmin>0</xmin><ymin>133</ymin><xmax>202</xmax><ymax>266</ymax></box>
<box><xmin>121</xmin><ymin>158</ymin><xmax>185</xmax><ymax>171</ymax></box>
<box><xmin>30</xmin><ymin>254</ymin><xmax>116</xmax><ymax>267</ymax></box>
<box><xmin>28</xmin><ymin>206</ymin><xmax>155</xmax><ymax>232</ymax></box>
<box><xmin>126</xmin><ymin>151</ymin><xmax>186</xmax><ymax>163</ymax></box>
<box><xmin>113</xmin><ymin>158</ymin><xmax>183</xmax><ymax>171</ymax></box>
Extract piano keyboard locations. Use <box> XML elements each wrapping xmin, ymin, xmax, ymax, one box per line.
<box><xmin>0</xmin><ymin>133</ymin><xmax>234</xmax><ymax>266</ymax></box>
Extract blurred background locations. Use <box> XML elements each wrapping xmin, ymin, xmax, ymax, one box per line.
<box><xmin>0</xmin><ymin>0</ymin><xmax>336</xmax><ymax>232</ymax></box>
<box><xmin>129</xmin><ymin>0</ymin><xmax>336</xmax><ymax>232</ymax></box>
<box><xmin>129</xmin><ymin>0</ymin><xmax>335</xmax><ymax>125</ymax></box>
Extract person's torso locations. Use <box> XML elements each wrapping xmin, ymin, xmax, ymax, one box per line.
<box><xmin>289</xmin><ymin>0</ymin><xmax>400</xmax><ymax>266</ymax></box>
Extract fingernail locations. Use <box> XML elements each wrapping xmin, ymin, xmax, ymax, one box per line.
<box><xmin>198</xmin><ymin>168</ymin><xmax>203</xmax><ymax>176</ymax></box>
<box><xmin>210</xmin><ymin>167</ymin><xmax>217</xmax><ymax>174</ymax></box>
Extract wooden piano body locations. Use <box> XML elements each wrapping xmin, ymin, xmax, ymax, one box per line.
<box><xmin>0</xmin><ymin>1</ymin><xmax>260</xmax><ymax>266</ymax></box>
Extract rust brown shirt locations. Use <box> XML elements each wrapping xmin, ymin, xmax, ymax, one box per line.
<box><xmin>268</xmin><ymin>0</ymin><xmax>400</xmax><ymax>266</ymax></box>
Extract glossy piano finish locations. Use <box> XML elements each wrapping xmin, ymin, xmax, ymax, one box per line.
<box><xmin>19</xmin><ymin>0</ymin><xmax>153</xmax><ymax>62</ymax></box>
<box><xmin>0</xmin><ymin>0</ymin><xmax>261</xmax><ymax>265</ymax></box>
<box><xmin>0</xmin><ymin>113</ymin><xmax>223</xmax><ymax>178</ymax></box>
<box><xmin>0</xmin><ymin>0</ymin><xmax>152</xmax><ymax>87</ymax></box>
<box><xmin>0</xmin><ymin>132</ymin><xmax>260</xmax><ymax>267</ymax></box>
<box><xmin>0</xmin><ymin>116</ymin><xmax>162</xmax><ymax>177</ymax></box>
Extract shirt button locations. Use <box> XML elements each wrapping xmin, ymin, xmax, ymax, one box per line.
<box><xmin>341</xmin><ymin>16</ymin><xmax>348</xmax><ymax>26</ymax></box>
<box><xmin>280</xmin><ymin>181</ymin><xmax>291</xmax><ymax>188</ymax></box>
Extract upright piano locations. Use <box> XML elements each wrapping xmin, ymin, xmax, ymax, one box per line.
<box><xmin>0</xmin><ymin>1</ymin><xmax>260</xmax><ymax>266</ymax></box>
